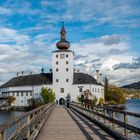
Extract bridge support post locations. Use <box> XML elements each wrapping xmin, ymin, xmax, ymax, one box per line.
<box><xmin>103</xmin><ymin>109</ymin><xmax>106</xmax><ymax>124</ymax></box>
<box><xmin>0</xmin><ymin>130</ymin><xmax>6</xmax><ymax>140</ymax></box>
<box><xmin>112</xmin><ymin>111</ymin><xmax>116</xmax><ymax>131</ymax></box>
<box><xmin>26</xmin><ymin>116</ymin><xmax>31</xmax><ymax>139</ymax></box>
<box><xmin>124</xmin><ymin>114</ymin><xmax>128</xmax><ymax>137</ymax></box>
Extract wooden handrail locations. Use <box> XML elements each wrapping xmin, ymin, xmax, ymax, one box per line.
<box><xmin>0</xmin><ymin>103</ymin><xmax>55</xmax><ymax>140</ymax></box>
<box><xmin>70</xmin><ymin>102</ymin><xmax>140</xmax><ymax>139</ymax></box>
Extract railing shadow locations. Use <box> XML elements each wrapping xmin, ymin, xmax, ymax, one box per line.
<box><xmin>65</xmin><ymin>106</ymin><xmax>112</xmax><ymax>140</ymax></box>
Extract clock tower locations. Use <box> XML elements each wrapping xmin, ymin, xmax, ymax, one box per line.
<box><xmin>52</xmin><ymin>22</ymin><xmax>74</xmax><ymax>105</ymax></box>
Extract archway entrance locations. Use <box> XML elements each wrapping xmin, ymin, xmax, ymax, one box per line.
<box><xmin>59</xmin><ymin>98</ymin><xmax>65</xmax><ymax>105</ymax></box>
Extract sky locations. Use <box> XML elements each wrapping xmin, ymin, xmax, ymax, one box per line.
<box><xmin>0</xmin><ymin>0</ymin><xmax>140</xmax><ymax>86</ymax></box>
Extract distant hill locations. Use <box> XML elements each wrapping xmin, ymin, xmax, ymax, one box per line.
<box><xmin>122</xmin><ymin>81</ymin><xmax>140</xmax><ymax>89</ymax></box>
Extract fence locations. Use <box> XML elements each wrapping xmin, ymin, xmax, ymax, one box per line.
<box><xmin>0</xmin><ymin>103</ymin><xmax>55</xmax><ymax>140</ymax></box>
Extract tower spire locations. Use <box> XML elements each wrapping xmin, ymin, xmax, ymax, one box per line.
<box><xmin>60</xmin><ymin>21</ymin><xmax>66</xmax><ymax>40</ymax></box>
<box><xmin>56</xmin><ymin>22</ymin><xmax>70</xmax><ymax>50</ymax></box>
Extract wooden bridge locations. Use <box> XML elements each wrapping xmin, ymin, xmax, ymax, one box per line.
<box><xmin>0</xmin><ymin>102</ymin><xmax>140</xmax><ymax>140</ymax></box>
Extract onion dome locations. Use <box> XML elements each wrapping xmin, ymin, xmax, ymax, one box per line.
<box><xmin>56</xmin><ymin>22</ymin><xmax>70</xmax><ymax>50</ymax></box>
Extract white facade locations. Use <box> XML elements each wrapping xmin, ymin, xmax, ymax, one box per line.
<box><xmin>52</xmin><ymin>50</ymin><xmax>74</xmax><ymax>104</ymax></box>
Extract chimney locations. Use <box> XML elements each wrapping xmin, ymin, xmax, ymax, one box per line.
<box><xmin>96</xmin><ymin>70</ymin><xmax>100</xmax><ymax>83</ymax></box>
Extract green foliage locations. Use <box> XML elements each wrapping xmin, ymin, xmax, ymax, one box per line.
<box><xmin>106</xmin><ymin>85</ymin><xmax>126</xmax><ymax>104</ymax></box>
<box><xmin>109</xmin><ymin>100</ymin><xmax>116</xmax><ymax>105</ymax></box>
<box><xmin>40</xmin><ymin>87</ymin><xmax>56</xmax><ymax>104</ymax></box>
<box><xmin>91</xmin><ymin>96</ymin><xmax>98</xmax><ymax>107</ymax></box>
<box><xmin>28</xmin><ymin>98</ymin><xmax>43</xmax><ymax>109</ymax></box>
<box><xmin>104</xmin><ymin>77</ymin><xmax>109</xmax><ymax>100</ymax></box>
<box><xmin>77</xmin><ymin>94</ymin><xmax>84</xmax><ymax>103</ymax></box>
<box><xmin>98</xmin><ymin>98</ymin><xmax>104</xmax><ymax>105</ymax></box>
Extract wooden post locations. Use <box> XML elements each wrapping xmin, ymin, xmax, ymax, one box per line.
<box><xmin>103</xmin><ymin>109</ymin><xmax>106</xmax><ymax>124</ymax></box>
<box><xmin>97</xmin><ymin>108</ymin><xmax>100</xmax><ymax>120</ymax></box>
<box><xmin>26</xmin><ymin>116</ymin><xmax>31</xmax><ymax>139</ymax></box>
<box><xmin>112</xmin><ymin>111</ymin><xmax>116</xmax><ymax>131</ymax></box>
<box><xmin>124</xmin><ymin>114</ymin><xmax>128</xmax><ymax>137</ymax></box>
<box><xmin>0</xmin><ymin>130</ymin><xmax>6</xmax><ymax>140</ymax></box>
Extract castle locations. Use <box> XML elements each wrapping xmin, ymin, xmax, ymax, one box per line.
<box><xmin>0</xmin><ymin>23</ymin><xmax>104</xmax><ymax>106</ymax></box>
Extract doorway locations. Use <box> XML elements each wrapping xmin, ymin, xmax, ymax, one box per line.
<box><xmin>59</xmin><ymin>98</ymin><xmax>65</xmax><ymax>105</ymax></box>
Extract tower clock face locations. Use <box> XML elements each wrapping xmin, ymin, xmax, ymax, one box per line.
<box><xmin>60</xmin><ymin>54</ymin><xmax>65</xmax><ymax>59</ymax></box>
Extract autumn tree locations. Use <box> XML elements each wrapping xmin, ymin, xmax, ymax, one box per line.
<box><xmin>7</xmin><ymin>96</ymin><xmax>16</xmax><ymax>106</ymax></box>
<box><xmin>106</xmin><ymin>85</ymin><xmax>126</xmax><ymax>104</ymax></box>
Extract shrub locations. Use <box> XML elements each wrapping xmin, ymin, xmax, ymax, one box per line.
<box><xmin>98</xmin><ymin>98</ymin><xmax>104</xmax><ymax>106</ymax></box>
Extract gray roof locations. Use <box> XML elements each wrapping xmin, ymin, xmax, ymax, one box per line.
<box><xmin>73</xmin><ymin>73</ymin><xmax>101</xmax><ymax>85</ymax></box>
<box><xmin>0</xmin><ymin>73</ymin><xmax>52</xmax><ymax>88</ymax></box>
<box><xmin>0</xmin><ymin>72</ymin><xmax>102</xmax><ymax>88</ymax></box>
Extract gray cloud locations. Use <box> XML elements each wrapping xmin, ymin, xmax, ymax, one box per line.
<box><xmin>113</xmin><ymin>57</ymin><xmax>140</xmax><ymax>70</ymax></box>
<box><xmin>108</xmin><ymin>49</ymin><xmax>124</xmax><ymax>55</ymax></box>
<box><xmin>81</xmin><ymin>34</ymin><xmax>126</xmax><ymax>46</ymax></box>
<box><xmin>74</xmin><ymin>55</ymin><xmax>87</xmax><ymax>60</ymax></box>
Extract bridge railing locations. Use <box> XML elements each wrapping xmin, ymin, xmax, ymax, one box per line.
<box><xmin>70</xmin><ymin>102</ymin><xmax>140</xmax><ymax>140</ymax></box>
<box><xmin>0</xmin><ymin>103</ymin><xmax>55</xmax><ymax>140</ymax></box>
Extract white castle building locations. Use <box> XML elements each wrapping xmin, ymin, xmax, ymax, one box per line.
<box><xmin>0</xmin><ymin>23</ymin><xmax>104</xmax><ymax>106</ymax></box>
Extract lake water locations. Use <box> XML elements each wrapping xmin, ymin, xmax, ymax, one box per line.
<box><xmin>0</xmin><ymin>110</ymin><xmax>25</xmax><ymax>125</ymax></box>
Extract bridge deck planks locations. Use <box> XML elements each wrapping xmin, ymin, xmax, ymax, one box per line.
<box><xmin>36</xmin><ymin>106</ymin><xmax>114</xmax><ymax>140</ymax></box>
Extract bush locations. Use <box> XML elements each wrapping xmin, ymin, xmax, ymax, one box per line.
<box><xmin>109</xmin><ymin>100</ymin><xmax>116</xmax><ymax>105</ymax></box>
<box><xmin>91</xmin><ymin>96</ymin><xmax>98</xmax><ymax>107</ymax></box>
<box><xmin>98</xmin><ymin>98</ymin><xmax>104</xmax><ymax>105</ymax></box>
<box><xmin>77</xmin><ymin>94</ymin><xmax>84</xmax><ymax>104</ymax></box>
<box><xmin>27</xmin><ymin>98</ymin><xmax>44</xmax><ymax>109</ymax></box>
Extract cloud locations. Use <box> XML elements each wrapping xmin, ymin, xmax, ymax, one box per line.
<box><xmin>0</xmin><ymin>27</ymin><xmax>30</xmax><ymax>45</ymax></box>
<box><xmin>71</xmin><ymin>34</ymin><xmax>139</xmax><ymax>86</ymax></box>
<box><xmin>113</xmin><ymin>57</ymin><xmax>140</xmax><ymax>70</ymax></box>
<box><xmin>0</xmin><ymin>7</ymin><xmax>11</xmax><ymax>14</ymax></box>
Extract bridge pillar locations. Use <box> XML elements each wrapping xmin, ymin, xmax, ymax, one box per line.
<box><xmin>0</xmin><ymin>130</ymin><xmax>6</xmax><ymax>140</ymax></box>
<box><xmin>124</xmin><ymin>114</ymin><xmax>128</xmax><ymax>137</ymax></box>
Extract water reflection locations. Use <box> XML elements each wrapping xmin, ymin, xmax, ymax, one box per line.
<box><xmin>0</xmin><ymin>110</ymin><xmax>25</xmax><ymax>125</ymax></box>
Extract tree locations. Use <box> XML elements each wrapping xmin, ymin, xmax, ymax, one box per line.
<box><xmin>7</xmin><ymin>96</ymin><xmax>16</xmax><ymax>106</ymax></box>
<box><xmin>104</xmin><ymin>77</ymin><xmax>109</xmax><ymax>101</ymax></box>
<box><xmin>106</xmin><ymin>85</ymin><xmax>126</xmax><ymax>104</ymax></box>
<box><xmin>40</xmin><ymin>87</ymin><xmax>56</xmax><ymax>104</ymax></box>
